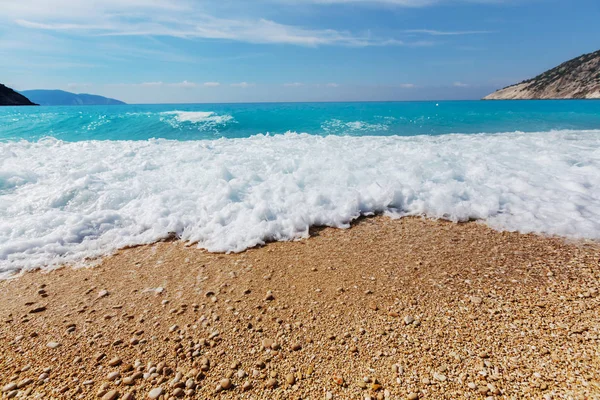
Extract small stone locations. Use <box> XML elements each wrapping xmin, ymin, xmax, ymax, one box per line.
<box><xmin>47</xmin><ymin>341</ymin><xmax>61</xmax><ymax>349</ymax></box>
<box><xmin>16</xmin><ymin>378</ymin><xmax>32</xmax><ymax>389</ymax></box>
<box><xmin>357</xmin><ymin>380</ymin><xmax>367</xmax><ymax>389</ymax></box>
<box><xmin>242</xmin><ymin>381</ymin><xmax>253</xmax><ymax>391</ymax></box>
<box><xmin>29</xmin><ymin>306</ymin><xmax>47</xmax><ymax>313</ymax></box>
<box><xmin>98</xmin><ymin>289</ymin><xmax>109</xmax><ymax>299</ymax></box>
<box><xmin>108</xmin><ymin>357</ymin><xmax>122</xmax><ymax>367</ymax></box>
<box><xmin>102</xmin><ymin>390</ymin><xmax>119</xmax><ymax>400</ymax></box>
<box><xmin>326</xmin><ymin>392</ymin><xmax>333</xmax><ymax>400</ymax></box>
<box><xmin>266</xmin><ymin>378</ymin><xmax>278</xmax><ymax>388</ymax></box>
<box><xmin>107</xmin><ymin>371</ymin><xmax>120</xmax><ymax>381</ymax></box>
<box><xmin>470</xmin><ymin>296</ymin><xmax>483</xmax><ymax>305</ymax></box>
<box><xmin>262</xmin><ymin>338</ymin><xmax>274</xmax><ymax>348</ymax></box>
<box><xmin>173</xmin><ymin>388</ymin><xmax>184</xmax><ymax>397</ymax></box>
<box><xmin>433</xmin><ymin>372</ymin><xmax>447</xmax><ymax>382</ymax></box>
<box><xmin>369</xmin><ymin>302</ymin><xmax>378</xmax><ymax>311</ymax></box>
<box><xmin>123</xmin><ymin>377</ymin><xmax>135</xmax><ymax>385</ymax></box>
<box><xmin>169</xmin><ymin>324</ymin><xmax>179</xmax><ymax>333</ymax></box>
<box><xmin>2</xmin><ymin>383</ymin><xmax>17</xmax><ymax>392</ymax></box>
<box><xmin>147</xmin><ymin>387</ymin><xmax>163</xmax><ymax>399</ymax></box>
<box><xmin>122</xmin><ymin>393</ymin><xmax>134</xmax><ymax>400</ymax></box>
<box><xmin>407</xmin><ymin>393</ymin><xmax>419</xmax><ymax>400</ymax></box>
<box><xmin>403</xmin><ymin>316</ymin><xmax>414</xmax><ymax>325</ymax></box>
<box><xmin>291</xmin><ymin>343</ymin><xmax>302</xmax><ymax>351</ymax></box>
<box><xmin>286</xmin><ymin>373</ymin><xmax>296</xmax><ymax>385</ymax></box>
<box><xmin>265</xmin><ymin>291</ymin><xmax>275</xmax><ymax>301</ymax></box>
<box><xmin>332</xmin><ymin>375</ymin><xmax>344</xmax><ymax>386</ymax></box>
<box><xmin>220</xmin><ymin>378</ymin><xmax>232</xmax><ymax>390</ymax></box>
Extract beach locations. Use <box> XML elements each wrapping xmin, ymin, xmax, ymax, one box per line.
<box><xmin>1</xmin><ymin>216</ymin><xmax>598</xmax><ymax>399</ymax></box>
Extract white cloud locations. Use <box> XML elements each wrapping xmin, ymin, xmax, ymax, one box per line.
<box><xmin>283</xmin><ymin>82</ymin><xmax>304</xmax><ymax>87</ymax></box>
<box><xmin>4</xmin><ymin>1</ymin><xmax>411</xmax><ymax>47</ymax></box>
<box><xmin>171</xmin><ymin>80</ymin><xmax>197</xmax><ymax>88</ymax></box>
<box><xmin>141</xmin><ymin>81</ymin><xmax>164</xmax><ymax>87</ymax></box>
<box><xmin>203</xmin><ymin>82</ymin><xmax>221</xmax><ymax>87</ymax></box>
<box><xmin>453</xmin><ymin>81</ymin><xmax>470</xmax><ymax>87</ymax></box>
<box><xmin>405</xmin><ymin>29</ymin><xmax>492</xmax><ymax>36</ymax></box>
<box><xmin>326</xmin><ymin>83</ymin><xmax>340</xmax><ymax>87</ymax></box>
<box><xmin>230</xmin><ymin>82</ymin><xmax>255</xmax><ymax>88</ymax></box>
<box><xmin>399</xmin><ymin>83</ymin><xmax>416</xmax><ymax>88</ymax></box>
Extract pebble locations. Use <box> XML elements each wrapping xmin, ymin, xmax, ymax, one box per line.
<box><xmin>107</xmin><ymin>371</ymin><xmax>120</xmax><ymax>381</ymax></box>
<box><xmin>242</xmin><ymin>381</ymin><xmax>253</xmax><ymax>391</ymax></box>
<box><xmin>407</xmin><ymin>393</ymin><xmax>419</xmax><ymax>400</ymax></box>
<box><xmin>286</xmin><ymin>373</ymin><xmax>296</xmax><ymax>385</ymax></box>
<box><xmin>98</xmin><ymin>289</ymin><xmax>109</xmax><ymax>299</ymax></box>
<box><xmin>266</xmin><ymin>378</ymin><xmax>278</xmax><ymax>388</ymax></box>
<box><xmin>433</xmin><ymin>372</ymin><xmax>447</xmax><ymax>382</ymax></box>
<box><xmin>470</xmin><ymin>296</ymin><xmax>483</xmax><ymax>305</ymax></box>
<box><xmin>403</xmin><ymin>316</ymin><xmax>415</xmax><ymax>325</ymax></box>
<box><xmin>102</xmin><ymin>390</ymin><xmax>119</xmax><ymax>400</ymax></box>
<box><xmin>292</xmin><ymin>343</ymin><xmax>302</xmax><ymax>351</ymax></box>
<box><xmin>220</xmin><ymin>378</ymin><xmax>232</xmax><ymax>390</ymax></box>
<box><xmin>265</xmin><ymin>290</ymin><xmax>275</xmax><ymax>301</ymax></box>
<box><xmin>108</xmin><ymin>357</ymin><xmax>122</xmax><ymax>367</ymax></box>
<box><xmin>46</xmin><ymin>341</ymin><xmax>61</xmax><ymax>349</ymax></box>
<box><xmin>16</xmin><ymin>378</ymin><xmax>32</xmax><ymax>389</ymax></box>
<box><xmin>2</xmin><ymin>383</ymin><xmax>17</xmax><ymax>392</ymax></box>
<box><xmin>147</xmin><ymin>387</ymin><xmax>163</xmax><ymax>399</ymax></box>
<box><xmin>122</xmin><ymin>393</ymin><xmax>134</xmax><ymax>400</ymax></box>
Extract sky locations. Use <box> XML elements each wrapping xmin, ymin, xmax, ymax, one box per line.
<box><xmin>1</xmin><ymin>0</ymin><xmax>599</xmax><ymax>103</ymax></box>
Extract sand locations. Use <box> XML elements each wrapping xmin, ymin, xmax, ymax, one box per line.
<box><xmin>1</xmin><ymin>216</ymin><xmax>599</xmax><ymax>399</ymax></box>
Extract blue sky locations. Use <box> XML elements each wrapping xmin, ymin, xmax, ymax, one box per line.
<box><xmin>1</xmin><ymin>0</ymin><xmax>599</xmax><ymax>103</ymax></box>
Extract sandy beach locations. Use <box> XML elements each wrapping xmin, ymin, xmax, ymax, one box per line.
<box><xmin>1</xmin><ymin>217</ymin><xmax>599</xmax><ymax>399</ymax></box>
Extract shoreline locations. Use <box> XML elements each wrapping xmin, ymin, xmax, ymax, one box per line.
<box><xmin>1</xmin><ymin>216</ymin><xmax>599</xmax><ymax>399</ymax></box>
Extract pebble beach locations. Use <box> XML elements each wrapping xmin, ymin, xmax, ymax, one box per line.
<box><xmin>1</xmin><ymin>217</ymin><xmax>599</xmax><ymax>399</ymax></box>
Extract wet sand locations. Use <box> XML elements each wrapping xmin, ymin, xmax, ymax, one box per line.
<box><xmin>1</xmin><ymin>217</ymin><xmax>599</xmax><ymax>399</ymax></box>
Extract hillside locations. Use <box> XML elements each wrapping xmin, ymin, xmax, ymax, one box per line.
<box><xmin>21</xmin><ymin>90</ymin><xmax>126</xmax><ymax>106</ymax></box>
<box><xmin>0</xmin><ymin>84</ymin><xmax>37</xmax><ymax>106</ymax></box>
<box><xmin>484</xmin><ymin>49</ymin><xmax>600</xmax><ymax>100</ymax></box>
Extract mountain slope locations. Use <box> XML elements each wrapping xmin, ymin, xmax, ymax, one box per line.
<box><xmin>0</xmin><ymin>84</ymin><xmax>37</xmax><ymax>106</ymax></box>
<box><xmin>21</xmin><ymin>90</ymin><xmax>126</xmax><ymax>106</ymax></box>
<box><xmin>484</xmin><ymin>49</ymin><xmax>600</xmax><ymax>100</ymax></box>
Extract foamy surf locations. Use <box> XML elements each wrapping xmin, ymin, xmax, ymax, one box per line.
<box><xmin>1</xmin><ymin>130</ymin><xmax>600</xmax><ymax>277</ymax></box>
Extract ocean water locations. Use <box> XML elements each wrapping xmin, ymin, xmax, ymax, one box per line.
<box><xmin>1</xmin><ymin>100</ymin><xmax>600</xmax><ymax>277</ymax></box>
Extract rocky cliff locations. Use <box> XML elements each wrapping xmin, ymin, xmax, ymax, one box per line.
<box><xmin>0</xmin><ymin>84</ymin><xmax>37</xmax><ymax>106</ymax></box>
<box><xmin>484</xmin><ymin>49</ymin><xmax>600</xmax><ymax>100</ymax></box>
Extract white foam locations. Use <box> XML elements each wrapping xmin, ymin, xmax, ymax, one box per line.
<box><xmin>1</xmin><ymin>130</ymin><xmax>600</xmax><ymax>277</ymax></box>
<box><xmin>161</xmin><ymin>111</ymin><xmax>233</xmax><ymax>125</ymax></box>
<box><xmin>322</xmin><ymin>119</ymin><xmax>390</xmax><ymax>134</ymax></box>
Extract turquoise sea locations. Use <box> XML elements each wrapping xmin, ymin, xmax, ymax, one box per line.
<box><xmin>1</xmin><ymin>100</ymin><xmax>600</xmax><ymax>277</ymax></box>
<box><xmin>2</xmin><ymin>100</ymin><xmax>600</xmax><ymax>141</ymax></box>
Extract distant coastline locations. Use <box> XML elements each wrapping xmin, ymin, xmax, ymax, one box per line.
<box><xmin>20</xmin><ymin>89</ymin><xmax>126</xmax><ymax>106</ymax></box>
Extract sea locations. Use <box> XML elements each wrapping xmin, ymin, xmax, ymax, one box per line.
<box><xmin>1</xmin><ymin>100</ymin><xmax>600</xmax><ymax>277</ymax></box>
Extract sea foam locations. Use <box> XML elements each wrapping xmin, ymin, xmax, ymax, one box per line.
<box><xmin>1</xmin><ymin>130</ymin><xmax>599</xmax><ymax>277</ymax></box>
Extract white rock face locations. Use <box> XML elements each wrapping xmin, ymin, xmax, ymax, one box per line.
<box><xmin>485</xmin><ymin>49</ymin><xmax>600</xmax><ymax>100</ymax></box>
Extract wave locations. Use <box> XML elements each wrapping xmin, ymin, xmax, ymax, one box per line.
<box><xmin>161</xmin><ymin>111</ymin><xmax>234</xmax><ymax>125</ymax></box>
<box><xmin>321</xmin><ymin>118</ymin><xmax>391</xmax><ymax>134</ymax></box>
<box><xmin>1</xmin><ymin>129</ymin><xmax>599</xmax><ymax>277</ymax></box>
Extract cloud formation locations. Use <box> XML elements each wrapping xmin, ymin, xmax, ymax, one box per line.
<box><xmin>4</xmin><ymin>0</ymin><xmax>411</xmax><ymax>47</ymax></box>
